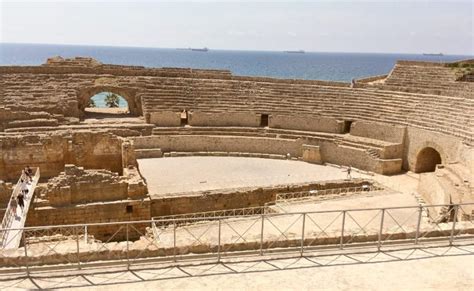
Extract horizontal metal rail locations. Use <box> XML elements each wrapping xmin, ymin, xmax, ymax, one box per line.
<box><xmin>152</xmin><ymin>205</ymin><xmax>274</xmax><ymax>229</ymax></box>
<box><xmin>2</xmin><ymin>201</ymin><xmax>473</xmax><ymax>232</ymax></box>
<box><xmin>0</xmin><ymin>202</ymin><xmax>472</xmax><ymax>275</ymax></box>
<box><xmin>275</xmin><ymin>185</ymin><xmax>383</xmax><ymax>202</ymax></box>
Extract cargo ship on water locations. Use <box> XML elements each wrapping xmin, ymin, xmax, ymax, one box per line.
<box><xmin>176</xmin><ymin>47</ymin><xmax>209</xmax><ymax>52</ymax></box>
<box><xmin>284</xmin><ymin>50</ymin><xmax>305</xmax><ymax>54</ymax></box>
<box><xmin>191</xmin><ymin>47</ymin><xmax>209</xmax><ymax>52</ymax></box>
<box><xmin>423</xmin><ymin>53</ymin><xmax>443</xmax><ymax>56</ymax></box>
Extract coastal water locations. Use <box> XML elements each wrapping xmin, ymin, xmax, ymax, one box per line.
<box><xmin>0</xmin><ymin>43</ymin><xmax>470</xmax><ymax>82</ymax></box>
<box><xmin>90</xmin><ymin>92</ymin><xmax>128</xmax><ymax>108</ymax></box>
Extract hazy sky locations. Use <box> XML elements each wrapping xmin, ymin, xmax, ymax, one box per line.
<box><xmin>1</xmin><ymin>0</ymin><xmax>473</xmax><ymax>54</ymax></box>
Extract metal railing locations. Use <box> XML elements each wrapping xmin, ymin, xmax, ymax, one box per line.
<box><xmin>152</xmin><ymin>205</ymin><xmax>274</xmax><ymax>229</ymax></box>
<box><xmin>0</xmin><ymin>201</ymin><xmax>473</xmax><ymax>274</ymax></box>
<box><xmin>0</xmin><ymin>167</ymin><xmax>40</xmax><ymax>248</ymax></box>
<box><xmin>275</xmin><ymin>185</ymin><xmax>383</xmax><ymax>202</ymax></box>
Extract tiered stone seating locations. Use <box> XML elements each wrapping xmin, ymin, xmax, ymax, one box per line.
<box><xmin>1</xmin><ymin>57</ymin><xmax>472</xmax><ymax>146</ymax></box>
<box><xmin>380</xmin><ymin>61</ymin><xmax>474</xmax><ymax>98</ymax></box>
<box><xmin>141</xmin><ymin>79</ymin><xmax>472</xmax><ymax>144</ymax></box>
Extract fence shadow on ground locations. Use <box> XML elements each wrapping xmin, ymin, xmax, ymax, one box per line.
<box><xmin>1</xmin><ymin>243</ymin><xmax>473</xmax><ymax>290</ymax></box>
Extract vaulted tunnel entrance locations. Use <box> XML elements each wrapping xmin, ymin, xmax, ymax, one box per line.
<box><xmin>77</xmin><ymin>87</ymin><xmax>142</xmax><ymax>118</ymax></box>
<box><xmin>86</xmin><ymin>92</ymin><xmax>130</xmax><ymax>117</ymax></box>
<box><xmin>414</xmin><ymin>147</ymin><xmax>442</xmax><ymax>173</ymax></box>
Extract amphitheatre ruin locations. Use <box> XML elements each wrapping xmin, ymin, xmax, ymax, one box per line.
<box><xmin>0</xmin><ymin>56</ymin><xmax>473</xmax><ymax>275</ymax></box>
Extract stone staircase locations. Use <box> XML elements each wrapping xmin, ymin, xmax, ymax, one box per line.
<box><xmin>0</xmin><ymin>168</ymin><xmax>40</xmax><ymax>249</ymax></box>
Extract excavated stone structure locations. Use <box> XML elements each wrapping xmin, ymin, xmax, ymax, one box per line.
<box><xmin>0</xmin><ymin>56</ymin><xmax>472</xmax><ymax>235</ymax></box>
<box><xmin>38</xmin><ymin>164</ymin><xmax>147</xmax><ymax>206</ymax></box>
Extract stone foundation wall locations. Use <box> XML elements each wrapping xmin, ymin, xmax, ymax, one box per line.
<box><xmin>418</xmin><ymin>172</ymin><xmax>451</xmax><ymax>221</ymax></box>
<box><xmin>151</xmin><ymin>179</ymin><xmax>373</xmax><ymax>217</ymax></box>
<box><xmin>148</xmin><ymin>112</ymin><xmax>181</xmax><ymax>126</ymax></box>
<box><xmin>39</xmin><ymin>165</ymin><xmax>147</xmax><ymax>206</ymax></box>
<box><xmin>0</xmin><ymin>131</ymin><xmax>126</xmax><ymax>181</ymax></box>
<box><xmin>25</xmin><ymin>179</ymin><xmax>373</xmax><ymax>241</ymax></box>
<box><xmin>26</xmin><ymin>199</ymin><xmax>151</xmax><ymax>241</ymax></box>
<box><xmin>138</xmin><ymin>135</ymin><xmax>303</xmax><ymax>157</ymax></box>
<box><xmin>269</xmin><ymin>115</ymin><xmax>342</xmax><ymax>133</ymax></box>
<box><xmin>404</xmin><ymin>127</ymin><xmax>463</xmax><ymax>171</ymax></box>
<box><xmin>188</xmin><ymin>112</ymin><xmax>261</xmax><ymax>127</ymax></box>
<box><xmin>0</xmin><ymin>180</ymin><xmax>13</xmax><ymax>206</ymax></box>
<box><xmin>133</xmin><ymin>135</ymin><xmax>403</xmax><ymax>174</ymax></box>
<box><xmin>350</xmin><ymin>121</ymin><xmax>406</xmax><ymax>143</ymax></box>
<box><xmin>318</xmin><ymin>141</ymin><xmax>402</xmax><ymax>175</ymax></box>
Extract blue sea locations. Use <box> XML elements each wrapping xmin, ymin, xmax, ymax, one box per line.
<box><xmin>1</xmin><ymin>43</ymin><xmax>471</xmax><ymax>83</ymax></box>
<box><xmin>89</xmin><ymin>92</ymin><xmax>128</xmax><ymax>108</ymax></box>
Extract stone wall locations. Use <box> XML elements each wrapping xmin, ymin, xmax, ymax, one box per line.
<box><xmin>350</xmin><ymin>121</ymin><xmax>406</xmax><ymax>143</ymax></box>
<box><xmin>133</xmin><ymin>135</ymin><xmax>403</xmax><ymax>174</ymax></box>
<box><xmin>149</xmin><ymin>112</ymin><xmax>181</xmax><ymax>126</ymax></box>
<box><xmin>0</xmin><ymin>180</ymin><xmax>13</xmax><ymax>206</ymax></box>
<box><xmin>135</xmin><ymin>135</ymin><xmax>303</xmax><ymax>157</ymax></box>
<box><xmin>301</xmin><ymin>144</ymin><xmax>322</xmax><ymax>164</ymax></box>
<box><xmin>151</xmin><ymin>179</ymin><xmax>373</xmax><ymax>217</ymax></box>
<box><xmin>403</xmin><ymin>127</ymin><xmax>463</xmax><ymax>171</ymax></box>
<box><xmin>26</xmin><ymin>179</ymin><xmax>373</xmax><ymax>241</ymax></box>
<box><xmin>318</xmin><ymin>141</ymin><xmax>402</xmax><ymax>175</ymax></box>
<box><xmin>26</xmin><ymin>198</ymin><xmax>151</xmax><ymax>241</ymax></box>
<box><xmin>39</xmin><ymin>165</ymin><xmax>147</xmax><ymax>206</ymax></box>
<box><xmin>0</xmin><ymin>107</ymin><xmax>58</xmax><ymax>131</ymax></box>
<box><xmin>188</xmin><ymin>112</ymin><xmax>261</xmax><ymax>127</ymax></box>
<box><xmin>269</xmin><ymin>115</ymin><xmax>342</xmax><ymax>133</ymax></box>
<box><xmin>0</xmin><ymin>131</ymin><xmax>126</xmax><ymax>181</ymax></box>
<box><xmin>418</xmin><ymin>172</ymin><xmax>451</xmax><ymax>220</ymax></box>
<box><xmin>459</xmin><ymin>145</ymin><xmax>474</xmax><ymax>176</ymax></box>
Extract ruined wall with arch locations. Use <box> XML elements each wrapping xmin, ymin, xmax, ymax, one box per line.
<box><xmin>414</xmin><ymin>147</ymin><xmax>442</xmax><ymax>173</ymax></box>
<box><xmin>0</xmin><ymin>57</ymin><xmax>471</xmax><ymax>177</ymax></box>
<box><xmin>403</xmin><ymin>127</ymin><xmax>462</xmax><ymax>172</ymax></box>
<box><xmin>77</xmin><ymin>86</ymin><xmax>142</xmax><ymax>117</ymax></box>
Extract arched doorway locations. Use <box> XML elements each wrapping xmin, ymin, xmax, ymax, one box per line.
<box><xmin>77</xmin><ymin>86</ymin><xmax>142</xmax><ymax>117</ymax></box>
<box><xmin>414</xmin><ymin>147</ymin><xmax>442</xmax><ymax>173</ymax></box>
<box><xmin>85</xmin><ymin>92</ymin><xmax>130</xmax><ymax>116</ymax></box>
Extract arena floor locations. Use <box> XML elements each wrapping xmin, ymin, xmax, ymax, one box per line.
<box><xmin>137</xmin><ymin>157</ymin><xmax>371</xmax><ymax>197</ymax></box>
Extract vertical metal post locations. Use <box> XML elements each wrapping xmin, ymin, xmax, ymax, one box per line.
<box><xmin>340</xmin><ymin>211</ymin><xmax>346</xmax><ymax>249</ymax></box>
<box><xmin>126</xmin><ymin>224</ymin><xmax>130</xmax><ymax>268</ymax></box>
<box><xmin>22</xmin><ymin>231</ymin><xmax>29</xmax><ymax>276</ymax></box>
<box><xmin>449</xmin><ymin>205</ymin><xmax>459</xmax><ymax>246</ymax></box>
<box><xmin>377</xmin><ymin>209</ymin><xmax>385</xmax><ymax>251</ymax></box>
<box><xmin>415</xmin><ymin>206</ymin><xmax>423</xmax><ymax>245</ymax></box>
<box><xmin>173</xmin><ymin>221</ymin><xmax>177</xmax><ymax>262</ymax></box>
<box><xmin>84</xmin><ymin>225</ymin><xmax>88</xmax><ymax>245</ymax></box>
<box><xmin>217</xmin><ymin>219</ymin><xmax>221</xmax><ymax>262</ymax></box>
<box><xmin>260</xmin><ymin>214</ymin><xmax>265</xmax><ymax>256</ymax></box>
<box><xmin>75</xmin><ymin>227</ymin><xmax>81</xmax><ymax>269</ymax></box>
<box><xmin>300</xmin><ymin>213</ymin><xmax>306</xmax><ymax>256</ymax></box>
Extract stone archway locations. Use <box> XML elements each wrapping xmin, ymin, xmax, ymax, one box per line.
<box><xmin>77</xmin><ymin>86</ymin><xmax>142</xmax><ymax>117</ymax></box>
<box><xmin>414</xmin><ymin>147</ymin><xmax>442</xmax><ymax>173</ymax></box>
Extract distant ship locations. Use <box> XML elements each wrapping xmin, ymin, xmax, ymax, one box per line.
<box><xmin>284</xmin><ymin>50</ymin><xmax>305</xmax><ymax>54</ymax></box>
<box><xmin>190</xmin><ymin>47</ymin><xmax>209</xmax><ymax>52</ymax></box>
<box><xmin>423</xmin><ymin>53</ymin><xmax>443</xmax><ymax>56</ymax></box>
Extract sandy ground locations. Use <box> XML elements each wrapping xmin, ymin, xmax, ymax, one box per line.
<box><xmin>154</xmin><ymin>191</ymin><xmax>424</xmax><ymax>250</ymax></box>
<box><xmin>2</xmin><ymin>244</ymin><xmax>473</xmax><ymax>290</ymax></box>
<box><xmin>277</xmin><ymin>191</ymin><xmax>418</xmax><ymax>212</ymax></box>
<box><xmin>137</xmin><ymin>157</ymin><xmax>421</xmax><ymax>198</ymax></box>
<box><xmin>138</xmin><ymin>157</ymin><xmax>372</xmax><ymax>196</ymax></box>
